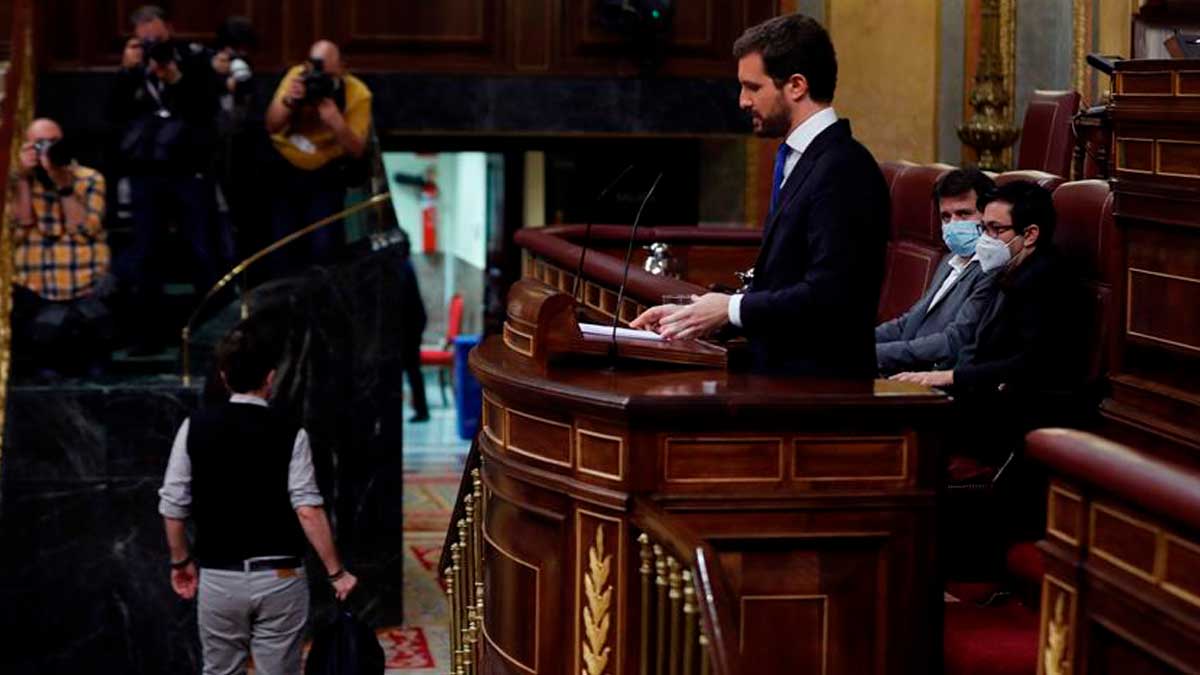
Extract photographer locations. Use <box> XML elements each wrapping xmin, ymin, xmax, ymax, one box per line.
<box><xmin>109</xmin><ymin>4</ymin><xmax>224</xmax><ymax>354</ymax></box>
<box><xmin>265</xmin><ymin>40</ymin><xmax>373</xmax><ymax>271</ymax></box>
<box><xmin>10</xmin><ymin>119</ymin><xmax>114</xmax><ymax>378</ymax></box>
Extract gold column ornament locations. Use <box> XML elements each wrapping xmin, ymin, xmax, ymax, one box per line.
<box><xmin>638</xmin><ymin>534</ymin><xmax>654</xmax><ymax>675</ymax></box>
<box><xmin>958</xmin><ymin>0</ymin><xmax>1021</xmax><ymax>171</ymax></box>
<box><xmin>1044</xmin><ymin>593</ymin><xmax>1070</xmax><ymax>675</ymax></box>
<box><xmin>582</xmin><ymin>525</ymin><xmax>614</xmax><ymax>675</ymax></box>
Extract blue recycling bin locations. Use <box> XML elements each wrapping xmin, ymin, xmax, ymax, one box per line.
<box><xmin>454</xmin><ymin>334</ymin><xmax>482</xmax><ymax>440</ymax></box>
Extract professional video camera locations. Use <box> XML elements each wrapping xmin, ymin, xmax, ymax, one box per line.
<box><xmin>33</xmin><ymin>137</ymin><xmax>73</xmax><ymax>168</ymax></box>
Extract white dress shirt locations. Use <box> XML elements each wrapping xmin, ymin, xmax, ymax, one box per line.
<box><xmin>158</xmin><ymin>393</ymin><xmax>324</xmax><ymax>519</ymax></box>
<box><xmin>729</xmin><ymin>107</ymin><xmax>840</xmax><ymax>327</ymax></box>
<box><xmin>928</xmin><ymin>254</ymin><xmax>977</xmax><ymax>311</ymax></box>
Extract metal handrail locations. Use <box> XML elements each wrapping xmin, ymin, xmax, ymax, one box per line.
<box><xmin>180</xmin><ymin>191</ymin><xmax>393</xmax><ymax>385</ymax></box>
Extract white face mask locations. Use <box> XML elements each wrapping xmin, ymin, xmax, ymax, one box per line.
<box><xmin>975</xmin><ymin>234</ymin><xmax>1016</xmax><ymax>272</ymax></box>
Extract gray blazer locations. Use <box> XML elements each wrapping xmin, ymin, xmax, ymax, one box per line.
<box><xmin>874</xmin><ymin>254</ymin><xmax>998</xmax><ymax>373</ymax></box>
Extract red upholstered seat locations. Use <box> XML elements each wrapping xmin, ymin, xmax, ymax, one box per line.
<box><xmin>1005</xmin><ymin>542</ymin><xmax>1044</xmax><ymax>591</ymax></box>
<box><xmin>1016</xmin><ymin>90</ymin><xmax>1081</xmax><ymax>178</ymax></box>
<box><xmin>421</xmin><ymin>293</ymin><xmax>465</xmax><ymax>404</ymax></box>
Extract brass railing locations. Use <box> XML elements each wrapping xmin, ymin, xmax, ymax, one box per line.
<box><xmin>632</xmin><ymin>499</ymin><xmax>739</xmax><ymax>675</ymax></box>
<box><xmin>179</xmin><ymin>191</ymin><xmax>392</xmax><ymax>385</ymax></box>
<box><xmin>444</xmin><ymin>466</ymin><xmax>484</xmax><ymax>675</ymax></box>
<box><xmin>0</xmin><ymin>0</ymin><xmax>38</xmax><ymax>465</ymax></box>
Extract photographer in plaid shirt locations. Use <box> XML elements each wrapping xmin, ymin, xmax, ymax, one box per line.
<box><xmin>10</xmin><ymin>118</ymin><xmax>114</xmax><ymax>377</ymax></box>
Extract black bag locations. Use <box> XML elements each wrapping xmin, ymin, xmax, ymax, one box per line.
<box><xmin>304</xmin><ymin>609</ymin><xmax>385</xmax><ymax>675</ymax></box>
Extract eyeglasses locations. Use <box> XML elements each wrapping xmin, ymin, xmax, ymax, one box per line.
<box><xmin>976</xmin><ymin>222</ymin><xmax>1015</xmax><ymax>237</ymax></box>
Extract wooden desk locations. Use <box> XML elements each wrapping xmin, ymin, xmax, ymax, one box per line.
<box><xmin>445</xmin><ymin>336</ymin><xmax>950</xmax><ymax>674</ymax></box>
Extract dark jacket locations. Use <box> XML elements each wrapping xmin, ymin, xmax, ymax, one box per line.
<box><xmin>109</xmin><ymin>42</ymin><xmax>221</xmax><ymax>175</ymax></box>
<box><xmin>740</xmin><ymin>119</ymin><xmax>890</xmax><ymax>378</ymax></box>
<box><xmin>953</xmin><ymin>246</ymin><xmax>1074</xmax><ymax>393</ymax></box>
<box><xmin>875</xmin><ymin>254</ymin><xmax>999</xmax><ymax>374</ymax></box>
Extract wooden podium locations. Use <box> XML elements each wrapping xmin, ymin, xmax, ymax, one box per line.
<box><xmin>440</xmin><ymin>280</ymin><xmax>953</xmax><ymax>674</ymax></box>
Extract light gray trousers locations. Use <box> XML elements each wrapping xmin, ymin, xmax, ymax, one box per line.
<box><xmin>198</xmin><ymin>566</ymin><xmax>309</xmax><ymax>675</ymax></box>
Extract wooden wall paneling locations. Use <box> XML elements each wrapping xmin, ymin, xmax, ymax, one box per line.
<box><xmin>512</xmin><ymin>0</ymin><xmax>553</xmax><ymax>72</ymax></box>
<box><xmin>321</xmin><ymin>0</ymin><xmax>506</xmax><ymax>72</ymax></box>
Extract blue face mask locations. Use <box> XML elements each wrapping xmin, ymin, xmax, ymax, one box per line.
<box><xmin>942</xmin><ymin>220</ymin><xmax>980</xmax><ymax>257</ymax></box>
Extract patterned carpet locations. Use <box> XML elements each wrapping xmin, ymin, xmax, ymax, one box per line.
<box><xmin>383</xmin><ymin>469</ymin><xmax>460</xmax><ymax>673</ymax></box>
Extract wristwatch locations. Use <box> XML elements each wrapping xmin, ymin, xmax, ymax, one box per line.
<box><xmin>169</xmin><ymin>555</ymin><xmax>194</xmax><ymax>570</ymax></box>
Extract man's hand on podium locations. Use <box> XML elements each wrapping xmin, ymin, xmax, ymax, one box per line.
<box><xmin>631</xmin><ymin>293</ymin><xmax>730</xmax><ymax>341</ymax></box>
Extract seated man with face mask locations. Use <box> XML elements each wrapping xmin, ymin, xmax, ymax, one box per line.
<box><xmin>875</xmin><ymin>169</ymin><xmax>998</xmax><ymax>374</ymax></box>
<box><xmin>891</xmin><ymin>181</ymin><xmax>1073</xmax><ymax>396</ymax></box>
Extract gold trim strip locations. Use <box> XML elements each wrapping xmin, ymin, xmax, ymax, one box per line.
<box><xmin>503</xmin><ymin>322</ymin><xmax>536</xmax><ymax>357</ymax></box>
<box><xmin>576</xmin><ymin>428</ymin><xmax>626</xmax><ymax>482</ymax></box>
<box><xmin>1089</xmin><ymin>502</ymin><xmax>1161</xmax><ymax>584</ymax></box>
<box><xmin>1161</xmin><ymin>533</ymin><xmax>1200</xmax><ymax>611</ymax></box>
<box><xmin>1046</xmin><ymin>484</ymin><xmax>1084</xmax><ymax>548</ymax></box>
<box><xmin>1114</xmin><ymin>136</ymin><xmax>1157</xmax><ymax>175</ymax></box>
<box><xmin>1116</xmin><ymin>71</ymin><xmax>1177</xmax><ymax>97</ymax></box>
<box><xmin>1155</xmin><ymin>138</ymin><xmax>1200</xmax><ymax>180</ymax></box>
<box><xmin>1176</xmin><ymin>71</ymin><xmax>1200</xmax><ymax>97</ymax></box>
<box><xmin>663</xmin><ymin>437</ymin><xmax>785</xmax><ymax>483</ymax></box>
<box><xmin>481</xmin><ymin>530</ymin><xmax>541</xmax><ymax>674</ymax></box>
<box><xmin>482</xmin><ymin>392</ymin><xmax>507</xmax><ymax>447</ymax></box>
<box><xmin>506</xmin><ymin>408</ymin><xmax>574</xmax><ymax>468</ymax></box>
<box><xmin>1126</xmin><ymin>268</ymin><xmax>1200</xmax><ymax>354</ymax></box>
<box><xmin>790</xmin><ymin>435</ymin><xmax>909</xmax><ymax>482</ymax></box>
<box><xmin>738</xmin><ymin>595</ymin><xmax>829</xmax><ymax>675</ymax></box>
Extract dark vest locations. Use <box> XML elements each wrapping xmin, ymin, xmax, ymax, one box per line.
<box><xmin>187</xmin><ymin>401</ymin><xmax>307</xmax><ymax>566</ymax></box>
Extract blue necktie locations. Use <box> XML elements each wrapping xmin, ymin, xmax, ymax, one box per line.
<box><xmin>769</xmin><ymin>142</ymin><xmax>791</xmax><ymax>216</ymax></box>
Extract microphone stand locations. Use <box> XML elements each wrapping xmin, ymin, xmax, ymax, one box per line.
<box><xmin>610</xmin><ymin>171</ymin><xmax>665</xmax><ymax>364</ymax></box>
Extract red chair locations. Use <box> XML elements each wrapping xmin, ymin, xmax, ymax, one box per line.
<box><xmin>1015</xmin><ymin>90</ymin><xmax>1081</xmax><ymax>178</ymax></box>
<box><xmin>420</xmin><ymin>293</ymin><xmax>464</xmax><ymax>405</ymax></box>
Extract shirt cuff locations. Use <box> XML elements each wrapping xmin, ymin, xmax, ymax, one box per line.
<box><xmin>158</xmin><ymin>498</ymin><xmax>190</xmax><ymax>520</ymax></box>
<box><xmin>728</xmin><ymin>294</ymin><xmax>744</xmax><ymax>328</ymax></box>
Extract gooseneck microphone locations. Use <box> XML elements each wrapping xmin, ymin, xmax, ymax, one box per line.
<box><xmin>610</xmin><ymin>171</ymin><xmax>665</xmax><ymax>361</ymax></box>
<box><xmin>571</xmin><ymin>163</ymin><xmax>636</xmax><ymax>300</ymax></box>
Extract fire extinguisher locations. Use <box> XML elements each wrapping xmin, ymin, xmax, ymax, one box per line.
<box><xmin>420</xmin><ymin>168</ymin><xmax>438</xmax><ymax>254</ymax></box>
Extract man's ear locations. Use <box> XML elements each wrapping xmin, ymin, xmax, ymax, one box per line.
<box><xmin>218</xmin><ymin>370</ymin><xmax>230</xmax><ymax>392</ymax></box>
<box><xmin>265</xmin><ymin>368</ymin><xmax>277</xmax><ymax>393</ymax></box>
<box><xmin>786</xmin><ymin>73</ymin><xmax>809</xmax><ymax>102</ymax></box>
<box><xmin>1022</xmin><ymin>224</ymin><xmax>1040</xmax><ymax>247</ymax></box>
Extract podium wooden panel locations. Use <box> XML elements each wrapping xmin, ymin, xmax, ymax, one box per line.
<box><xmin>460</xmin><ymin>322</ymin><xmax>951</xmax><ymax>674</ymax></box>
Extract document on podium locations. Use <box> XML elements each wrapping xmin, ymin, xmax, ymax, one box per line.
<box><xmin>579</xmin><ymin>322</ymin><xmax>664</xmax><ymax>342</ymax></box>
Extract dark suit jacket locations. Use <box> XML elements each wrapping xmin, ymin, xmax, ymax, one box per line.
<box><xmin>740</xmin><ymin>119</ymin><xmax>890</xmax><ymax>377</ymax></box>
<box><xmin>874</xmin><ymin>254</ymin><xmax>998</xmax><ymax>374</ymax></box>
<box><xmin>953</xmin><ymin>246</ymin><xmax>1074</xmax><ymax>393</ymax></box>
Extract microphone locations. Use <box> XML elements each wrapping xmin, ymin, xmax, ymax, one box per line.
<box><xmin>571</xmin><ymin>163</ymin><xmax>636</xmax><ymax>300</ymax></box>
<box><xmin>610</xmin><ymin>171</ymin><xmax>665</xmax><ymax>361</ymax></box>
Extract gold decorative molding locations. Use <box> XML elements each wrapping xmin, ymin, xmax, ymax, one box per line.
<box><xmin>959</xmin><ymin>0</ymin><xmax>1020</xmax><ymax>171</ymax></box>
<box><xmin>1043</xmin><ymin>593</ymin><xmax>1070</xmax><ymax>675</ymax></box>
<box><xmin>1072</xmin><ymin>0</ymin><xmax>1092</xmax><ymax>100</ymax></box>
<box><xmin>581</xmin><ymin>524</ymin><xmax>614</xmax><ymax>675</ymax></box>
<box><xmin>1038</xmin><ymin>576</ymin><xmax>1076</xmax><ymax>675</ymax></box>
<box><xmin>1047</xmin><ymin>484</ymin><xmax>1084</xmax><ymax>548</ymax></box>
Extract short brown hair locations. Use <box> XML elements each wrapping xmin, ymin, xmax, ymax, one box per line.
<box><xmin>215</xmin><ymin>322</ymin><xmax>279</xmax><ymax>393</ymax></box>
<box><xmin>732</xmin><ymin>14</ymin><xmax>837</xmax><ymax>102</ymax></box>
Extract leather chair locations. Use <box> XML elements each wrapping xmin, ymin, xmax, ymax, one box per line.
<box><xmin>1016</xmin><ymin>90</ymin><xmax>1082</xmax><ymax>178</ymax></box>
<box><xmin>994</xmin><ymin>169</ymin><xmax>1065</xmax><ymax>192</ymax></box>
<box><xmin>877</xmin><ymin>163</ymin><xmax>950</xmax><ymax>322</ymax></box>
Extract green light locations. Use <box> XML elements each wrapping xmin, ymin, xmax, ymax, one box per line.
<box><xmin>651</xmin><ymin>9</ymin><xmax>661</xmax><ymax>19</ymax></box>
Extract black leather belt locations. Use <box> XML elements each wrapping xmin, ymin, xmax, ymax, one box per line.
<box><xmin>202</xmin><ymin>556</ymin><xmax>303</xmax><ymax>572</ymax></box>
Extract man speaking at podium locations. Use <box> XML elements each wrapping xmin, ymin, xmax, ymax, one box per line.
<box><xmin>631</xmin><ymin>14</ymin><xmax>889</xmax><ymax>378</ymax></box>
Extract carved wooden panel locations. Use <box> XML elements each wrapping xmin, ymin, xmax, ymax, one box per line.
<box><xmin>43</xmin><ymin>0</ymin><xmax>781</xmax><ymax>75</ymax></box>
<box><xmin>507</xmin><ymin>407</ymin><xmax>573</xmax><ymax>468</ymax></box>
<box><xmin>577</xmin><ymin>428</ymin><xmax>625</xmax><ymax>482</ymax></box>
<box><xmin>574</xmin><ymin>510</ymin><xmax>625</xmax><ymax>675</ymax></box>
<box><xmin>1036</xmin><ymin>575</ymin><xmax>1077</xmax><ymax>675</ymax></box>
<box><xmin>663</xmin><ymin>438</ymin><xmax>784</xmax><ymax>483</ymax></box>
<box><xmin>791</xmin><ymin>435</ymin><xmax>908</xmax><ymax>483</ymax></box>
<box><xmin>1046</xmin><ymin>482</ymin><xmax>1084</xmax><ymax>548</ymax></box>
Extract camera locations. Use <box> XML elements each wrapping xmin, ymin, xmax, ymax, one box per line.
<box><xmin>301</xmin><ymin>57</ymin><xmax>337</xmax><ymax>103</ymax></box>
<box><xmin>141</xmin><ymin>38</ymin><xmax>179</xmax><ymax>68</ymax></box>
<box><xmin>33</xmin><ymin>138</ymin><xmax>72</xmax><ymax>167</ymax></box>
